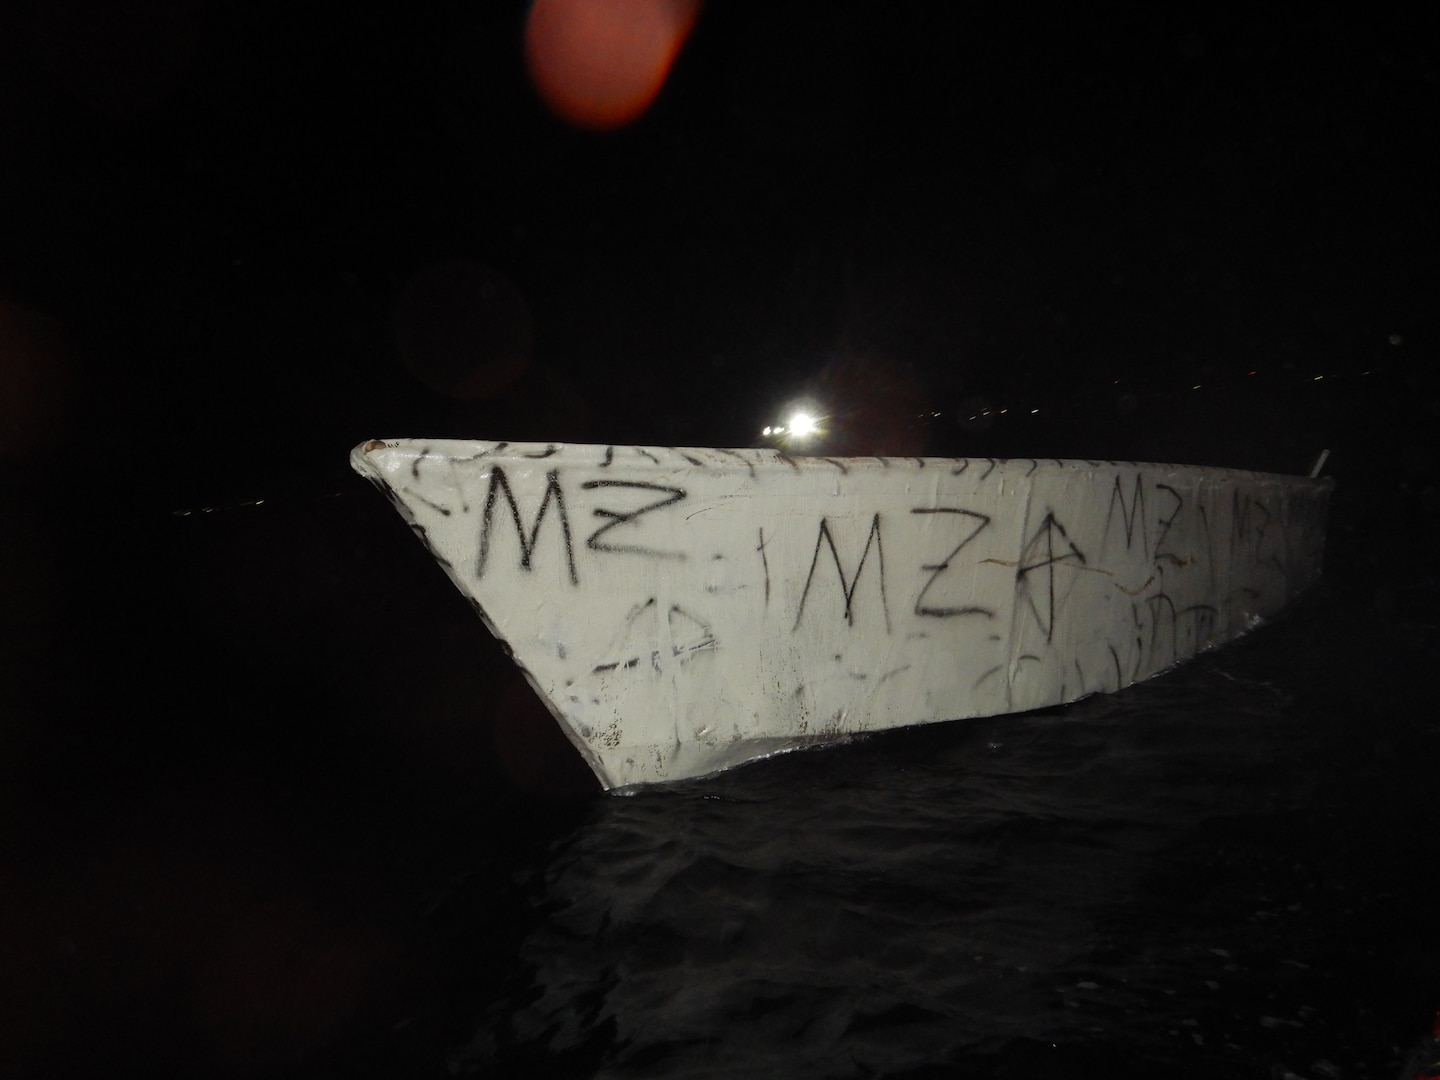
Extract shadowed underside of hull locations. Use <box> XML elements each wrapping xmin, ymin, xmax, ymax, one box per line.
<box><xmin>353</xmin><ymin>439</ymin><xmax>1332</xmax><ymax>790</ymax></box>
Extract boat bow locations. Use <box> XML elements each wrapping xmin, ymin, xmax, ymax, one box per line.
<box><xmin>353</xmin><ymin>439</ymin><xmax>1332</xmax><ymax>790</ymax></box>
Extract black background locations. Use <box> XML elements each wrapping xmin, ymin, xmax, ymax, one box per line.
<box><xmin>2</xmin><ymin>3</ymin><xmax>1437</xmax><ymax>1075</ymax></box>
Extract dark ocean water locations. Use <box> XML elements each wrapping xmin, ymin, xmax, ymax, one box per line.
<box><xmin>428</xmin><ymin>552</ymin><xmax>1440</xmax><ymax>1079</ymax></box>
<box><xmin>5</xmin><ymin>485</ymin><xmax>1438</xmax><ymax>1080</ymax></box>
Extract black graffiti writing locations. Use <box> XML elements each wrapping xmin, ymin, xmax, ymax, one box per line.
<box><xmin>1141</xmin><ymin>593</ymin><xmax>1219</xmax><ymax>667</ymax></box>
<box><xmin>580</xmin><ymin>480</ymin><xmax>687</xmax><ymax>558</ymax></box>
<box><xmin>1152</xmin><ymin>483</ymin><xmax>1185</xmax><ymax>566</ymax></box>
<box><xmin>1106</xmin><ymin>473</ymin><xmax>1147</xmax><ymax>551</ymax></box>
<box><xmin>478</xmin><ymin>466</ymin><xmax>577</xmax><ymax>585</ymax></box>
<box><xmin>794</xmin><ymin>514</ymin><xmax>889</xmax><ymax>632</ymax></box>
<box><xmin>587</xmin><ymin>598</ymin><xmax>716</xmax><ymax>676</ymax></box>
<box><xmin>1232</xmin><ymin>488</ymin><xmax>1273</xmax><ymax>544</ymax></box>
<box><xmin>1016</xmin><ymin>511</ymin><xmax>1086</xmax><ymax>642</ymax></box>
<box><xmin>665</xmin><ymin>447</ymin><xmax>707</xmax><ymax>467</ymax></box>
<box><xmin>667</xmin><ymin>602</ymin><xmax>717</xmax><ymax>657</ymax></box>
<box><xmin>910</xmin><ymin>507</ymin><xmax>994</xmax><ymax>618</ymax></box>
<box><xmin>757</xmin><ymin>527</ymin><xmax>771</xmax><ymax>607</ymax></box>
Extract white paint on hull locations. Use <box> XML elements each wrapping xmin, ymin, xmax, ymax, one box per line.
<box><xmin>352</xmin><ymin>440</ymin><xmax>1332</xmax><ymax>790</ymax></box>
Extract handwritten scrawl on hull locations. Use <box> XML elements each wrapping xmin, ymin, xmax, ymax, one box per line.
<box><xmin>466</xmin><ymin>465</ymin><xmax>1038</xmax><ymax>631</ymax></box>
<box><xmin>354</xmin><ymin>439</ymin><xmax>1332</xmax><ymax>789</ymax></box>
<box><xmin>457</xmin><ymin>463</ymin><xmax>1257</xmax><ymax>647</ymax></box>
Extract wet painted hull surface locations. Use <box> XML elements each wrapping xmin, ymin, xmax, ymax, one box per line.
<box><xmin>352</xmin><ymin>440</ymin><xmax>1332</xmax><ymax>790</ymax></box>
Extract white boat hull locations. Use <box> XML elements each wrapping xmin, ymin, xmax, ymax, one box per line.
<box><xmin>352</xmin><ymin>440</ymin><xmax>1331</xmax><ymax>790</ymax></box>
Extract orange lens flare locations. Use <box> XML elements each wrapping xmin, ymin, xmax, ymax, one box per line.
<box><xmin>524</xmin><ymin>0</ymin><xmax>700</xmax><ymax>131</ymax></box>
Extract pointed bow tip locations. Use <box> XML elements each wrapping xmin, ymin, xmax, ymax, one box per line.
<box><xmin>350</xmin><ymin>439</ymin><xmax>395</xmax><ymax>480</ymax></box>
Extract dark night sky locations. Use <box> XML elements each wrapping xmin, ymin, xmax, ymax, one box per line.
<box><xmin>2</xmin><ymin>5</ymin><xmax>1439</xmax><ymax>1075</ymax></box>
<box><xmin>2</xmin><ymin>4</ymin><xmax>1434</xmax><ymax>495</ymax></box>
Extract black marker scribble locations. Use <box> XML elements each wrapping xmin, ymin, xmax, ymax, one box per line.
<box><xmin>668</xmin><ymin>603</ymin><xmax>717</xmax><ymax>657</ymax></box>
<box><xmin>1105</xmin><ymin>474</ymin><xmax>1147</xmax><ymax>552</ymax></box>
<box><xmin>580</xmin><ymin>480</ymin><xmax>687</xmax><ymax>558</ymax></box>
<box><xmin>757</xmin><ymin>527</ymin><xmax>770</xmax><ymax>607</ymax></box>
<box><xmin>666</xmin><ymin>447</ymin><xmax>707</xmax><ymax>467</ymax></box>
<box><xmin>794</xmin><ymin>514</ymin><xmax>889</xmax><ymax>633</ymax></box>
<box><xmin>1016</xmin><ymin>510</ymin><xmax>1086</xmax><ymax>642</ymax></box>
<box><xmin>401</xmin><ymin>487</ymin><xmax>452</xmax><ymax>517</ymax></box>
<box><xmin>452</xmin><ymin>441</ymin><xmax>508</xmax><ymax>464</ymax></box>
<box><xmin>711</xmin><ymin>446</ymin><xmax>757</xmax><ymax>477</ymax></box>
<box><xmin>478</xmin><ymin>466</ymin><xmax>577</xmax><ymax>585</ymax></box>
<box><xmin>910</xmin><ymin>507</ymin><xmax>994</xmax><ymax>618</ymax></box>
<box><xmin>1152</xmin><ymin>483</ymin><xmax>1184</xmax><ymax>566</ymax></box>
